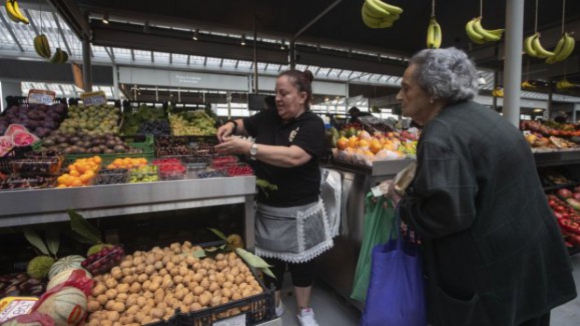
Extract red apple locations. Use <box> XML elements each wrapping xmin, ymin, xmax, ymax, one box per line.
<box><xmin>572</xmin><ymin>193</ymin><xmax>580</xmax><ymax>201</ymax></box>
<box><xmin>558</xmin><ymin>188</ymin><xmax>573</xmax><ymax>199</ymax></box>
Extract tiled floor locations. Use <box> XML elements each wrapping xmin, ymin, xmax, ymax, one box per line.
<box><xmin>278</xmin><ymin>254</ymin><xmax>580</xmax><ymax>326</ymax></box>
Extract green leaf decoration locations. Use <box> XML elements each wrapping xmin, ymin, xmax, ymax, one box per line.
<box><xmin>235</xmin><ymin>248</ymin><xmax>273</xmax><ymax>268</ymax></box>
<box><xmin>68</xmin><ymin>209</ymin><xmax>102</xmax><ymax>245</ymax></box>
<box><xmin>62</xmin><ymin>228</ymin><xmax>95</xmax><ymax>245</ymax></box>
<box><xmin>192</xmin><ymin>250</ymin><xmax>206</xmax><ymax>258</ymax></box>
<box><xmin>208</xmin><ymin>228</ymin><xmax>227</xmax><ymax>241</ymax></box>
<box><xmin>45</xmin><ymin>227</ymin><xmax>60</xmax><ymax>257</ymax></box>
<box><xmin>261</xmin><ymin>267</ymin><xmax>276</xmax><ymax>279</ymax></box>
<box><xmin>23</xmin><ymin>228</ymin><xmax>49</xmax><ymax>255</ymax></box>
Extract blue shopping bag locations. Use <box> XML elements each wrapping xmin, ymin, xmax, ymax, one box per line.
<box><xmin>361</xmin><ymin>208</ymin><xmax>427</xmax><ymax>326</ymax></box>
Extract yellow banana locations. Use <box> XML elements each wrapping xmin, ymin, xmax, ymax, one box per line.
<box><xmin>49</xmin><ymin>48</ymin><xmax>63</xmax><ymax>64</ymax></box>
<box><xmin>521</xmin><ymin>81</ymin><xmax>536</xmax><ymax>89</ymax></box>
<box><xmin>427</xmin><ymin>17</ymin><xmax>442</xmax><ymax>49</ymax></box>
<box><xmin>361</xmin><ymin>2</ymin><xmax>397</xmax><ymax>28</ymax></box>
<box><xmin>531</xmin><ymin>33</ymin><xmax>554</xmax><ymax>58</ymax></box>
<box><xmin>33</xmin><ymin>35</ymin><xmax>49</xmax><ymax>58</ymax></box>
<box><xmin>524</xmin><ymin>34</ymin><xmax>539</xmax><ymax>57</ymax></box>
<box><xmin>551</xmin><ymin>33</ymin><xmax>575</xmax><ymax>63</ymax></box>
<box><xmin>361</xmin><ymin>6</ymin><xmax>382</xmax><ymax>28</ymax></box>
<box><xmin>4</xmin><ymin>0</ymin><xmax>21</xmax><ymax>23</ymax></box>
<box><xmin>370</xmin><ymin>0</ymin><xmax>403</xmax><ymax>15</ymax></box>
<box><xmin>60</xmin><ymin>50</ymin><xmax>69</xmax><ymax>64</ymax></box>
<box><xmin>11</xmin><ymin>0</ymin><xmax>29</xmax><ymax>24</ymax></box>
<box><xmin>364</xmin><ymin>0</ymin><xmax>390</xmax><ymax>17</ymax></box>
<box><xmin>472</xmin><ymin>17</ymin><xmax>501</xmax><ymax>42</ymax></box>
<box><xmin>466</xmin><ymin>18</ymin><xmax>485</xmax><ymax>44</ymax></box>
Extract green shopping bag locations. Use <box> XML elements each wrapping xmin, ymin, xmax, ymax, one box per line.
<box><xmin>350</xmin><ymin>192</ymin><xmax>396</xmax><ymax>302</ymax></box>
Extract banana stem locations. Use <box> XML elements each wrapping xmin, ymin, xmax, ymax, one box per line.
<box><xmin>534</xmin><ymin>0</ymin><xmax>538</xmax><ymax>33</ymax></box>
<box><xmin>479</xmin><ymin>0</ymin><xmax>483</xmax><ymax>17</ymax></box>
<box><xmin>431</xmin><ymin>0</ymin><xmax>435</xmax><ymax>17</ymax></box>
<box><xmin>561</xmin><ymin>0</ymin><xmax>566</xmax><ymax>34</ymax></box>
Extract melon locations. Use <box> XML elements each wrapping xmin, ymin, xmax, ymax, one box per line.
<box><xmin>35</xmin><ymin>287</ymin><xmax>86</xmax><ymax>326</ymax></box>
<box><xmin>46</xmin><ymin>268</ymin><xmax>92</xmax><ymax>292</ymax></box>
<box><xmin>48</xmin><ymin>256</ymin><xmax>85</xmax><ymax>280</ymax></box>
<box><xmin>5</xmin><ymin>124</ymin><xmax>27</xmax><ymax>137</ymax></box>
<box><xmin>11</xmin><ymin>130</ymin><xmax>39</xmax><ymax>147</ymax></box>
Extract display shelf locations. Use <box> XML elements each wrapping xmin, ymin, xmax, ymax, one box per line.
<box><xmin>327</xmin><ymin>158</ymin><xmax>415</xmax><ymax>177</ymax></box>
<box><xmin>534</xmin><ymin>150</ymin><xmax>580</xmax><ymax>167</ymax></box>
<box><xmin>0</xmin><ymin>176</ymin><xmax>257</xmax><ymax>249</ymax></box>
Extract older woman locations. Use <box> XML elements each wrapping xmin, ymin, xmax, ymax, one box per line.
<box><xmin>215</xmin><ymin>69</ymin><xmax>332</xmax><ymax>326</ymax></box>
<box><xmin>387</xmin><ymin>48</ymin><xmax>576</xmax><ymax>326</ymax></box>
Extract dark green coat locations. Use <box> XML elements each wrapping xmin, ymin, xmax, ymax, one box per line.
<box><xmin>399</xmin><ymin>101</ymin><xmax>576</xmax><ymax>326</ymax></box>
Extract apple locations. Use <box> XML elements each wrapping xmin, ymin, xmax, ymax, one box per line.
<box><xmin>572</xmin><ymin>193</ymin><xmax>580</xmax><ymax>201</ymax></box>
<box><xmin>557</xmin><ymin>188</ymin><xmax>573</xmax><ymax>199</ymax></box>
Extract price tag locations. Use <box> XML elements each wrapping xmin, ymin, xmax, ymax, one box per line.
<box><xmin>81</xmin><ymin>91</ymin><xmax>107</xmax><ymax>106</ymax></box>
<box><xmin>27</xmin><ymin>89</ymin><xmax>55</xmax><ymax>105</ymax></box>
<box><xmin>213</xmin><ymin>313</ymin><xmax>246</xmax><ymax>326</ymax></box>
<box><xmin>0</xmin><ymin>297</ymin><xmax>38</xmax><ymax>322</ymax></box>
<box><xmin>371</xmin><ymin>182</ymin><xmax>390</xmax><ymax>197</ymax></box>
<box><xmin>523</xmin><ymin>130</ymin><xmax>531</xmax><ymax>136</ymax></box>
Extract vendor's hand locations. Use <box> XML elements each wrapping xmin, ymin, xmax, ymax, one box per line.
<box><xmin>216</xmin><ymin>122</ymin><xmax>235</xmax><ymax>143</ymax></box>
<box><xmin>214</xmin><ymin>136</ymin><xmax>252</xmax><ymax>156</ymax></box>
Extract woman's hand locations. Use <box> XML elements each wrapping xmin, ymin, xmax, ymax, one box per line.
<box><xmin>216</xmin><ymin>122</ymin><xmax>235</xmax><ymax>142</ymax></box>
<box><xmin>383</xmin><ymin>179</ymin><xmax>403</xmax><ymax>206</ymax></box>
<box><xmin>214</xmin><ymin>136</ymin><xmax>252</xmax><ymax>156</ymax></box>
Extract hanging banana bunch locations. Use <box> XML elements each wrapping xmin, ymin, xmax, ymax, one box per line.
<box><xmin>465</xmin><ymin>17</ymin><xmax>504</xmax><ymax>44</ymax></box>
<box><xmin>556</xmin><ymin>79</ymin><xmax>579</xmax><ymax>90</ymax></box>
<box><xmin>545</xmin><ymin>33</ymin><xmax>575</xmax><ymax>64</ymax></box>
<box><xmin>360</xmin><ymin>0</ymin><xmax>403</xmax><ymax>29</ymax></box>
<box><xmin>521</xmin><ymin>80</ymin><xmax>537</xmax><ymax>89</ymax></box>
<box><xmin>33</xmin><ymin>34</ymin><xmax>51</xmax><ymax>59</ymax></box>
<box><xmin>49</xmin><ymin>48</ymin><xmax>69</xmax><ymax>64</ymax></box>
<box><xmin>4</xmin><ymin>0</ymin><xmax>29</xmax><ymax>24</ymax></box>
<box><xmin>491</xmin><ymin>87</ymin><xmax>504</xmax><ymax>98</ymax></box>
<box><xmin>426</xmin><ymin>0</ymin><xmax>441</xmax><ymax>49</ymax></box>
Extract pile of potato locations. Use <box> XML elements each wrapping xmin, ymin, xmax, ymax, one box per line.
<box><xmin>85</xmin><ymin>241</ymin><xmax>264</xmax><ymax>326</ymax></box>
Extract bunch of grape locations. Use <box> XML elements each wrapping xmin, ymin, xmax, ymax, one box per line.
<box><xmin>81</xmin><ymin>246</ymin><xmax>125</xmax><ymax>275</ymax></box>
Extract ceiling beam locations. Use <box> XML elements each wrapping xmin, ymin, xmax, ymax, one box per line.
<box><xmin>187</xmin><ymin>54</ymin><xmax>190</xmax><ymax>65</ymax></box>
<box><xmin>23</xmin><ymin>9</ymin><xmax>39</xmax><ymax>35</ymax></box>
<box><xmin>169</xmin><ymin>53</ymin><xmax>172</xmax><ymax>64</ymax></box>
<box><xmin>131</xmin><ymin>49</ymin><xmax>135</xmax><ymax>61</ymax></box>
<box><xmin>52</xmin><ymin>12</ymin><xmax>72</xmax><ymax>55</ymax></box>
<box><xmin>326</xmin><ymin>68</ymin><xmax>333</xmax><ymax>76</ymax></box>
<box><xmin>293</xmin><ymin>0</ymin><xmax>343</xmax><ymax>41</ymax></box>
<box><xmin>46</xmin><ymin>0</ymin><xmax>90</xmax><ymax>40</ymax></box>
<box><xmin>104</xmin><ymin>47</ymin><xmax>115</xmax><ymax>64</ymax></box>
<box><xmin>151</xmin><ymin>51</ymin><xmax>154</xmax><ymax>63</ymax></box>
<box><xmin>203</xmin><ymin>56</ymin><xmax>207</xmax><ymax>66</ymax></box>
<box><xmin>264</xmin><ymin>63</ymin><xmax>269</xmax><ymax>71</ymax></box>
<box><xmin>234</xmin><ymin>60</ymin><xmax>239</xmax><ymax>68</ymax></box>
<box><xmin>0</xmin><ymin>14</ymin><xmax>25</xmax><ymax>52</ymax></box>
<box><xmin>219</xmin><ymin>58</ymin><xmax>223</xmax><ymax>67</ymax></box>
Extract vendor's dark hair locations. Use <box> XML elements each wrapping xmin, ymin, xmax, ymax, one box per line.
<box><xmin>278</xmin><ymin>69</ymin><xmax>314</xmax><ymax>110</ymax></box>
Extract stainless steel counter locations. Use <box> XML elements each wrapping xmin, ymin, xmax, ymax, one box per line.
<box><xmin>0</xmin><ymin>176</ymin><xmax>257</xmax><ymax>250</ymax></box>
<box><xmin>318</xmin><ymin>159</ymin><xmax>414</xmax><ymax>311</ymax></box>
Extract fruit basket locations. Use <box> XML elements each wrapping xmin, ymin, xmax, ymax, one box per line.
<box><xmin>0</xmin><ymin>176</ymin><xmax>56</xmax><ymax>191</ymax></box>
<box><xmin>11</xmin><ymin>157</ymin><xmax>63</xmax><ymax>176</ymax></box>
<box><xmin>94</xmin><ymin>169</ymin><xmax>130</xmax><ymax>185</ymax></box>
<box><xmin>129</xmin><ymin>165</ymin><xmax>160</xmax><ymax>183</ymax></box>
<box><xmin>219</xmin><ymin>163</ymin><xmax>254</xmax><ymax>177</ymax></box>
<box><xmin>211</xmin><ymin>156</ymin><xmax>239</xmax><ymax>169</ymax></box>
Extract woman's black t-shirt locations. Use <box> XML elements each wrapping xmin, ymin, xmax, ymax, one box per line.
<box><xmin>243</xmin><ymin>109</ymin><xmax>325</xmax><ymax>207</ymax></box>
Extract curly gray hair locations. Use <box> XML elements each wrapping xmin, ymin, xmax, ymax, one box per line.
<box><xmin>409</xmin><ymin>47</ymin><xmax>479</xmax><ymax>103</ymax></box>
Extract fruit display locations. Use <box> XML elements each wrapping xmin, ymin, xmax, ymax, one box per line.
<box><xmin>11</xmin><ymin>157</ymin><xmax>62</xmax><ymax>176</ymax></box>
<box><xmin>465</xmin><ymin>17</ymin><xmax>504</xmax><ymax>44</ymax></box>
<box><xmin>197</xmin><ymin>170</ymin><xmax>229</xmax><ymax>179</ymax></box>
<box><xmin>121</xmin><ymin>106</ymin><xmax>169</xmax><ymax>136</ymax></box>
<box><xmin>223</xmin><ymin>164</ymin><xmax>254</xmax><ymax>177</ymax></box>
<box><xmin>48</xmin><ymin>256</ymin><xmax>86</xmax><ymax>280</ymax></box>
<box><xmin>35</xmin><ymin>286</ymin><xmax>88</xmax><ymax>326</ymax></box>
<box><xmin>152</xmin><ymin>158</ymin><xmax>186</xmax><ymax>180</ymax></box>
<box><xmin>546</xmin><ymin>194</ymin><xmax>580</xmax><ymax>249</ymax></box>
<box><xmin>106</xmin><ymin>157</ymin><xmax>148</xmax><ymax>170</ymax></box>
<box><xmin>0</xmin><ymin>273</ymin><xmax>46</xmax><ymax>297</ymax></box>
<box><xmin>82</xmin><ymin>245</ymin><xmax>125</xmax><ymax>275</ymax></box>
<box><xmin>94</xmin><ymin>169</ymin><xmax>129</xmax><ymax>185</ymax></box>
<box><xmin>58</xmin><ymin>105</ymin><xmax>120</xmax><ymax>135</ymax></box>
<box><xmin>525</xmin><ymin>32</ymin><xmax>575</xmax><ymax>64</ymax></box>
<box><xmin>539</xmin><ymin>169</ymin><xmax>573</xmax><ymax>186</ymax></box>
<box><xmin>56</xmin><ymin>156</ymin><xmax>101</xmax><ymax>188</ymax></box>
<box><xmin>38</xmin><ymin>131</ymin><xmax>142</xmax><ymax>155</ymax></box>
<box><xmin>211</xmin><ymin>156</ymin><xmax>238</xmax><ymax>169</ymax></box>
<box><xmin>26</xmin><ymin>256</ymin><xmax>55</xmax><ymax>280</ymax></box>
<box><xmin>168</xmin><ymin>111</ymin><xmax>217</xmax><ymax>136</ymax></box>
<box><xmin>129</xmin><ymin>165</ymin><xmax>159</xmax><ymax>183</ymax></box>
<box><xmin>155</xmin><ymin>136</ymin><xmax>193</xmax><ymax>157</ymax></box>
<box><xmin>5</xmin><ymin>0</ymin><xmax>30</xmax><ymax>24</ymax></box>
<box><xmin>555</xmin><ymin>79</ymin><xmax>580</xmax><ymax>90</ymax></box>
<box><xmin>0</xmin><ymin>104</ymin><xmax>67</xmax><ymax>138</ymax></box>
<box><xmin>360</xmin><ymin>0</ymin><xmax>402</xmax><ymax>29</ymax></box>
<box><xmin>521</xmin><ymin>120</ymin><xmax>580</xmax><ymax>138</ymax></box>
<box><xmin>334</xmin><ymin>130</ymin><xmax>418</xmax><ymax>166</ymax></box>
<box><xmin>85</xmin><ymin>241</ymin><xmax>264</xmax><ymax>326</ymax></box>
<box><xmin>523</xmin><ymin>132</ymin><xmax>579</xmax><ymax>152</ymax></box>
<box><xmin>0</xmin><ymin>176</ymin><xmax>55</xmax><ymax>190</ymax></box>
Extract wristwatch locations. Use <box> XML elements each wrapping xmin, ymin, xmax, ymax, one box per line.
<box><xmin>249</xmin><ymin>143</ymin><xmax>258</xmax><ymax>160</ymax></box>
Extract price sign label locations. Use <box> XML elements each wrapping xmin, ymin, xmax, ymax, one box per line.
<box><xmin>27</xmin><ymin>89</ymin><xmax>55</xmax><ymax>105</ymax></box>
<box><xmin>81</xmin><ymin>91</ymin><xmax>107</xmax><ymax>106</ymax></box>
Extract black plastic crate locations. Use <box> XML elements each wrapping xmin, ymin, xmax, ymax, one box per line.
<box><xmin>0</xmin><ymin>146</ymin><xmax>33</xmax><ymax>174</ymax></box>
<box><xmin>177</xmin><ymin>264</ymin><xmax>275</xmax><ymax>326</ymax></box>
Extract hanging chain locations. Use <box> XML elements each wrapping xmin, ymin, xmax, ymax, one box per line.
<box><xmin>479</xmin><ymin>0</ymin><xmax>483</xmax><ymax>17</ymax></box>
<box><xmin>535</xmin><ymin>0</ymin><xmax>539</xmax><ymax>32</ymax></box>
<box><xmin>561</xmin><ymin>0</ymin><xmax>566</xmax><ymax>34</ymax></box>
<box><xmin>431</xmin><ymin>0</ymin><xmax>435</xmax><ymax>17</ymax></box>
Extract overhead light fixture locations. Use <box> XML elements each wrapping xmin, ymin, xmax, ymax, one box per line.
<box><xmin>102</xmin><ymin>12</ymin><xmax>109</xmax><ymax>24</ymax></box>
<box><xmin>193</xmin><ymin>28</ymin><xmax>199</xmax><ymax>41</ymax></box>
<box><xmin>143</xmin><ymin>21</ymin><xmax>150</xmax><ymax>34</ymax></box>
<box><xmin>477</xmin><ymin>76</ymin><xmax>486</xmax><ymax>85</ymax></box>
<box><xmin>533</xmin><ymin>108</ymin><xmax>543</xmax><ymax>113</ymax></box>
<box><xmin>241</xmin><ymin>34</ymin><xmax>246</xmax><ymax>46</ymax></box>
<box><xmin>280</xmin><ymin>39</ymin><xmax>286</xmax><ymax>50</ymax></box>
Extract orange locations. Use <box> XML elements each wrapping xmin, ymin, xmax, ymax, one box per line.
<box><xmin>369</xmin><ymin>140</ymin><xmax>382</xmax><ymax>154</ymax></box>
<box><xmin>57</xmin><ymin>184</ymin><xmax>67</xmax><ymax>188</ymax></box>
<box><xmin>348</xmin><ymin>136</ymin><xmax>358</xmax><ymax>148</ymax></box>
<box><xmin>336</xmin><ymin>137</ymin><xmax>349</xmax><ymax>150</ymax></box>
<box><xmin>69</xmin><ymin>170</ymin><xmax>80</xmax><ymax>177</ymax></box>
<box><xmin>70</xmin><ymin>178</ymin><xmax>83</xmax><ymax>187</ymax></box>
<box><xmin>93</xmin><ymin>156</ymin><xmax>102</xmax><ymax>164</ymax></box>
<box><xmin>357</xmin><ymin>139</ymin><xmax>369</xmax><ymax>149</ymax></box>
<box><xmin>80</xmin><ymin>173</ymin><xmax>93</xmax><ymax>183</ymax></box>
